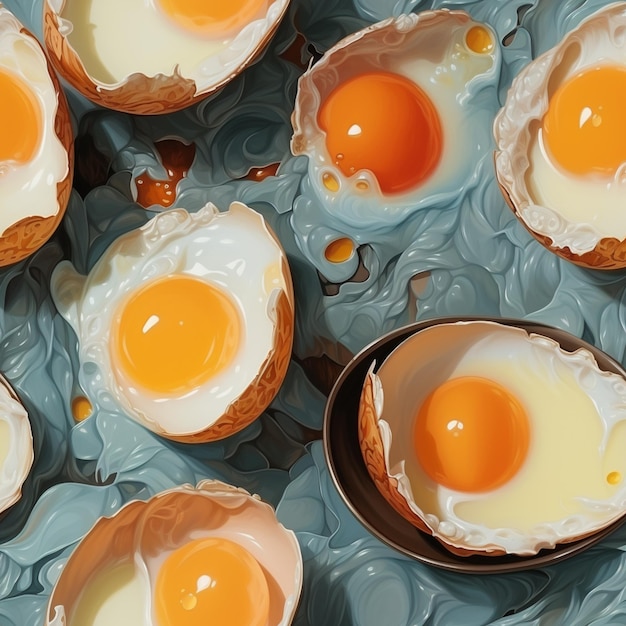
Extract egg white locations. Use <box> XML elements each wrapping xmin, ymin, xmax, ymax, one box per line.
<box><xmin>371</xmin><ymin>321</ymin><xmax>626</xmax><ymax>555</ymax></box>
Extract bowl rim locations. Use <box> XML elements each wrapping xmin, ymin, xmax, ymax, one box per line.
<box><xmin>323</xmin><ymin>315</ymin><xmax>626</xmax><ymax>574</ymax></box>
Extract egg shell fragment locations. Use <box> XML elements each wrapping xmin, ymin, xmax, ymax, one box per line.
<box><xmin>43</xmin><ymin>0</ymin><xmax>291</xmax><ymax>114</ymax></box>
<box><xmin>358</xmin><ymin>320</ymin><xmax>626</xmax><ymax>556</ymax></box>
<box><xmin>0</xmin><ymin>6</ymin><xmax>73</xmax><ymax>266</ymax></box>
<box><xmin>494</xmin><ymin>3</ymin><xmax>626</xmax><ymax>269</ymax></box>
<box><xmin>45</xmin><ymin>481</ymin><xmax>303</xmax><ymax>626</ymax></box>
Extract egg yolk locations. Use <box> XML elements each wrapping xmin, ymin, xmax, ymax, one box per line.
<box><xmin>156</xmin><ymin>0</ymin><xmax>268</xmax><ymax>36</ymax></box>
<box><xmin>71</xmin><ymin>396</ymin><xmax>93</xmax><ymax>422</ymax></box>
<box><xmin>0</xmin><ymin>69</ymin><xmax>41</xmax><ymax>165</ymax></box>
<box><xmin>317</xmin><ymin>71</ymin><xmax>443</xmax><ymax>195</ymax></box>
<box><xmin>543</xmin><ymin>65</ymin><xmax>626</xmax><ymax>177</ymax></box>
<box><xmin>154</xmin><ymin>537</ymin><xmax>270</xmax><ymax>626</ymax></box>
<box><xmin>112</xmin><ymin>275</ymin><xmax>242</xmax><ymax>394</ymax></box>
<box><xmin>414</xmin><ymin>376</ymin><xmax>530</xmax><ymax>493</ymax></box>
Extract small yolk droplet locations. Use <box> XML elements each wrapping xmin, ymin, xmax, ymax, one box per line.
<box><xmin>317</xmin><ymin>71</ymin><xmax>442</xmax><ymax>195</ymax></box>
<box><xmin>71</xmin><ymin>396</ymin><xmax>93</xmax><ymax>422</ymax></box>
<box><xmin>324</xmin><ymin>237</ymin><xmax>354</xmax><ymax>263</ymax></box>
<box><xmin>465</xmin><ymin>25</ymin><xmax>494</xmax><ymax>54</ymax></box>
<box><xmin>0</xmin><ymin>70</ymin><xmax>41</xmax><ymax>165</ymax></box>
<box><xmin>322</xmin><ymin>172</ymin><xmax>340</xmax><ymax>192</ymax></box>
<box><xmin>156</xmin><ymin>0</ymin><xmax>268</xmax><ymax>36</ymax></box>
<box><xmin>155</xmin><ymin>537</ymin><xmax>270</xmax><ymax>626</ymax></box>
<box><xmin>112</xmin><ymin>275</ymin><xmax>242</xmax><ymax>394</ymax></box>
<box><xmin>245</xmin><ymin>162</ymin><xmax>280</xmax><ymax>181</ymax></box>
<box><xmin>414</xmin><ymin>376</ymin><xmax>530</xmax><ymax>493</ymax></box>
<box><xmin>135</xmin><ymin>140</ymin><xmax>195</xmax><ymax>209</ymax></box>
<box><xmin>543</xmin><ymin>65</ymin><xmax>626</xmax><ymax>177</ymax></box>
<box><xmin>607</xmin><ymin>471</ymin><xmax>622</xmax><ymax>486</ymax></box>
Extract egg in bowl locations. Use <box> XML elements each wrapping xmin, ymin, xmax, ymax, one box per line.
<box><xmin>359</xmin><ymin>320</ymin><xmax>626</xmax><ymax>556</ymax></box>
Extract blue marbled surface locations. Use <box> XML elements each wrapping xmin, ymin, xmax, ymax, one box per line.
<box><xmin>2</xmin><ymin>0</ymin><xmax>626</xmax><ymax>624</ymax></box>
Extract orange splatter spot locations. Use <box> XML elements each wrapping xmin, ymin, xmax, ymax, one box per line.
<box><xmin>245</xmin><ymin>162</ymin><xmax>280</xmax><ymax>181</ymax></box>
<box><xmin>71</xmin><ymin>396</ymin><xmax>93</xmax><ymax>422</ymax></box>
<box><xmin>135</xmin><ymin>139</ymin><xmax>196</xmax><ymax>208</ymax></box>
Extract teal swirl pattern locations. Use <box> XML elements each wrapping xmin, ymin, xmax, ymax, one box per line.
<box><xmin>1</xmin><ymin>0</ymin><xmax>626</xmax><ymax>624</ymax></box>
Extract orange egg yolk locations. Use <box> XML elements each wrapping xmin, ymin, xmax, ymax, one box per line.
<box><xmin>0</xmin><ymin>69</ymin><xmax>41</xmax><ymax>164</ymax></box>
<box><xmin>155</xmin><ymin>537</ymin><xmax>270</xmax><ymax>626</ymax></box>
<box><xmin>413</xmin><ymin>376</ymin><xmax>530</xmax><ymax>493</ymax></box>
<box><xmin>317</xmin><ymin>71</ymin><xmax>443</xmax><ymax>195</ymax></box>
<box><xmin>156</xmin><ymin>0</ymin><xmax>268</xmax><ymax>36</ymax></box>
<box><xmin>543</xmin><ymin>65</ymin><xmax>626</xmax><ymax>177</ymax></box>
<box><xmin>112</xmin><ymin>275</ymin><xmax>241</xmax><ymax>394</ymax></box>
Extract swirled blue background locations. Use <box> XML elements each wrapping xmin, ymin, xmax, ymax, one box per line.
<box><xmin>1</xmin><ymin>0</ymin><xmax>626</xmax><ymax>624</ymax></box>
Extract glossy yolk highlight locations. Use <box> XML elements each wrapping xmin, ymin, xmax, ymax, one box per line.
<box><xmin>156</xmin><ymin>0</ymin><xmax>268</xmax><ymax>36</ymax></box>
<box><xmin>155</xmin><ymin>537</ymin><xmax>270</xmax><ymax>626</ymax></box>
<box><xmin>113</xmin><ymin>275</ymin><xmax>241</xmax><ymax>394</ymax></box>
<box><xmin>413</xmin><ymin>376</ymin><xmax>530</xmax><ymax>493</ymax></box>
<box><xmin>543</xmin><ymin>65</ymin><xmax>626</xmax><ymax>177</ymax></box>
<box><xmin>317</xmin><ymin>71</ymin><xmax>442</xmax><ymax>195</ymax></box>
<box><xmin>0</xmin><ymin>69</ymin><xmax>41</xmax><ymax>165</ymax></box>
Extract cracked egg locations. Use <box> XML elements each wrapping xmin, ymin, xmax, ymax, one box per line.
<box><xmin>291</xmin><ymin>10</ymin><xmax>498</xmax><ymax>218</ymax></box>
<box><xmin>0</xmin><ymin>373</ymin><xmax>33</xmax><ymax>515</ymax></box>
<box><xmin>46</xmin><ymin>481</ymin><xmax>303</xmax><ymax>626</ymax></box>
<box><xmin>358</xmin><ymin>320</ymin><xmax>626</xmax><ymax>556</ymax></box>
<box><xmin>50</xmin><ymin>202</ymin><xmax>294</xmax><ymax>442</ymax></box>
<box><xmin>0</xmin><ymin>5</ymin><xmax>73</xmax><ymax>266</ymax></box>
<box><xmin>494</xmin><ymin>3</ymin><xmax>626</xmax><ymax>269</ymax></box>
<box><xmin>43</xmin><ymin>0</ymin><xmax>290</xmax><ymax>114</ymax></box>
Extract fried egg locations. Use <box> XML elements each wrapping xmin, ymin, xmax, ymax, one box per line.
<box><xmin>0</xmin><ymin>6</ymin><xmax>72</xmax><ymax>266</ymax></box>
<box><xmin>494</xmin><ymin>3</ymin><xmax>626</xmax><ymax>268</ymax></box>
<box><xmin>291</xmin><ymin>10</ymin><xmax>498</xmax><ymax>221</ymax></box>
<box><xmin>50</xmin><ymin>202</ymin><xmax>294</xmax><ymax>442</ymax></box>
<box><xmin>358</xmin><ymin>321</ymin><xmax>626</xmax><ymax>555</ymax></box>
<box><xmin>46</xmin><ymin>482</ymin><xmax>303</xmax><ymax>626</ymax></box>
<box><xmin>0</xmin><ymin>373</ymin><xmax>33</xmax><ymax>514</ymax></box>
<box><xmin>43</xmin><ymin>0</ymin><xmax>290</xmax><ymax>113</ymax></box>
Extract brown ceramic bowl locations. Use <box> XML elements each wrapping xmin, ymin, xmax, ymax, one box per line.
<box><xmin>323</xmin><ymin>316</ymin><xmax>626</xmax><ymax>573</ymax></box>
